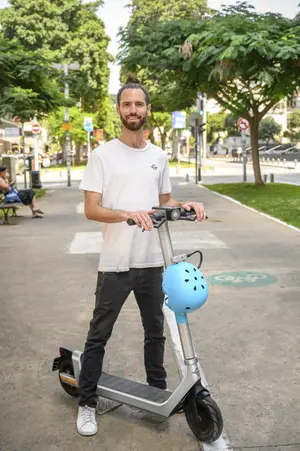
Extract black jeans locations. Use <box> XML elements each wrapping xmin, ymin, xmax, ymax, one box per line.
<box><xmin>78</xmin><ymin>267</ymin><xmax>167</xmax><ymax>408</ymax></box>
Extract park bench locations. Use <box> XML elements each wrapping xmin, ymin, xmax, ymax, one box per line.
<box><xmin>0</xmin><ymin>202</ymin><xmax>21</xmax><ymax>225</ymax></box>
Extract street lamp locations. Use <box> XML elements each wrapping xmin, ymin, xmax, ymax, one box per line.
<box><xmin>52</xmin><ymin>62</ymin><xmax>80</xmax><ymax>187</ymax></box>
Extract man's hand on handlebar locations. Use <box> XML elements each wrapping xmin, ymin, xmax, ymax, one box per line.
<box><xmin>126</xmin><ymin>210</ymin><xmax>155</xmax><ymax>231</ymax></box>
<box><xmin>181</xmin><ymin>202</ymin><xmax>206</xmax><ymax>221</ymax></box>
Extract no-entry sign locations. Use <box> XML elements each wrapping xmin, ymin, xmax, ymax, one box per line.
<box><xmin>32</xmin><ymin>122</ymin><xmax>41</xmax><ymax>134</ymax></box>
<box><xmin>237</xmin><ymin>117</ymin><xmax>250</xmax><ymax>131</ymax></box>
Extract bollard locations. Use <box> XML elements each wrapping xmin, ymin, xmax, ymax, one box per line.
<box><xmin>185</xmin><ymin>173</ymin><xmax>189</xmax><ymax>182</ymax></box>
<box><xmin>263</xmin><ymin>174</ymin><xmax>268</xmax><ymax>183</ymax></box>
<box><xmin>270</xmin><ymin>173</ymin><xmax>275</xmax><ymax>183</ymax></box>
<box><xmin>283</xmin><ymin>159</ymin><xmax>286</xmax><ymax>166</ymax></box>
<box><xmin>272</xmin><ymin>158</ymin><xmax>275</xmax><ymax>165</ymax></box>
<box><xmin>295</xmin><ymin>160</ymin><xmax>297</xmax><ymax>169</ymax></box>
<box><xmin>277</xmin><ymin>158</ymin><xmax>280</xmax><ymax>165</ymax></box>
<box><xmin>267</xmin><ymin>158</ymin><xmax>270</xmax><ymax>164</ymax></box>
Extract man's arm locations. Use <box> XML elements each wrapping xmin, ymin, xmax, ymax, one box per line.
<box><xmin>0</xmin><ymin>179</ymin><xmax>10</xmax><ymax>193</ymax></box>
<box><xmin>84</xmin><ymin>191</ymin><xmax>155</xmax><ymax>231</ymax></box>
<box><xmin>159</xmin><ymin>193</ymin><xmax>206</xmax><ymax>221</ymax></box>
<box><xmin>159</xmin><ymin>193</ymin><xmax>182</xmax><ymax>208</ymax></box>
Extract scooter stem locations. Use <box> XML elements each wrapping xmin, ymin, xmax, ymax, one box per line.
<box><xmin>158</xmin><ymin>222</ymin><xmax>196</xmax><ymax>361</ymax></box>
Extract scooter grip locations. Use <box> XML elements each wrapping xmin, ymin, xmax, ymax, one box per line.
<box><xmin>127</xmin><ymin>218</ymin><xmax>136</xmax><ymax>226</ymax></box>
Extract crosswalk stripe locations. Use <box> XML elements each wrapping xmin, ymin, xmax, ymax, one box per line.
<box><xmin>67</xmin><ymin>231</ymin><xmax>227</xmax><ymax>255</ymax></box>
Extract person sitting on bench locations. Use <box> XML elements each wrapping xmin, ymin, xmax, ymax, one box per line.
<box><xmin>0</xmin><ymin>165</ymin><xmax>44</xmax><ymax>219</ymax></box>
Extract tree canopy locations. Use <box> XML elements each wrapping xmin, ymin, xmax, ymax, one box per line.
<box><xmin>0</xmin><ymin>0</ymin><xmax>111</xmax><ymax>110</ymax></box>
<box><xmin>119</xmin><ymin>2</ymin><xmax>300</xmax><ymax>183</ymax></box>
<box><xmin>0</xmin><ymin>38</ymin><xmax>63</xmax><ymax>122</ymax></box>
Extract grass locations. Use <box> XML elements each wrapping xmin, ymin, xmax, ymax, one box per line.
<box><xmin>204</xmin><ymin>183</ymin><xmax>300</xmax><ymax>229</ymax></box>
<box><xmin>40</xmin><ymin>160</ymin><xmax>196</xmax><ymax>172</ymax></box>
<box><xmin>0</xmin><ymin>188</ymin><xmax>46</xmax><ymax>220</ymax></box>
<box><xmin>40</xmin><ymin>164</ymin><xmax>86</xmax><ymax>173</ymax></box>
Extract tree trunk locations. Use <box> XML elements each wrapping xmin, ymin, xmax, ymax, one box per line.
<box><xmin>250</xmin><ymin>118</ymin><xmax>264</xmax><ymax>185</ymax></box>
<box><xmin>161</xmin><ymin>132</ymin><xmax>166</xmax><ymax>150</ymax></box>
<box><xmin>75</xmin><ymin>144</ymin><xmax>81</xmax><ymax>165</ymax></box>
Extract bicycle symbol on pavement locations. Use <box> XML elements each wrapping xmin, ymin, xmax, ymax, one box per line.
<box><xmin>207</xmin><ymin>271</ymin><xmax>277</xmax><ymax>287</ymax></box>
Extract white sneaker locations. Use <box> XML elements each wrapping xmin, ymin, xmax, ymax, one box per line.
<box><xmin>77</xmin><ymin>405</ymin><xmax>98</xmax><ymax>436</ymax></box>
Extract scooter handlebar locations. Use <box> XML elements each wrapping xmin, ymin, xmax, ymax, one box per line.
<box><xmin>127</xmin><ymin>208</ymin><xmax>207</xmax><ymax>226</ymax></box>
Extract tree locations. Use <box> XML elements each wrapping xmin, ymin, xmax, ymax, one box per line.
<box><xmin>95</xmin><ymin>96</ymin><xmax>122</xmax><ymax>141</ymax></box>
<box><xmin>147</xmin><ymin>112</ymin><xmax>172</xmax><ymax>149</ymax></box>
<box><xmin>259</xmin><ymin>117</ymin><xmax>282</xmax><ymax>145</ymax></box>
<box><xmin>47</xmin><ymin>106</ymin><xmax>99</xmax><ymax>162</ymax></box>
<box><xmin>0</xmin><ymin>0</ymin><xmax>111</xmax><ymax>111</ymax></box>
<box><xmin>119</xmin><ymin>0</ymin><xmax>208</xmax><ymax>112</ymax></box>
<box><xmin>119</xmin><ymin>2</ymin><xmax>300</xmax><ymax>184</ymax></box>
<box><xmin>206</xmin><ymin>112</ymin><xmax>226</xmax><ymax>142</ymax></box>
<box><xmin>224</xmin><ymin>114</ymin><xmax>239</xmax><ymax>137</ymax></box>
<box><xmin>285</xmin><ymin>110</ymin><xmax>300</xmax><ymax>142</ymax></box>
<box><xmin>0</xmin><ymin>38</ymin><xmax>63</xmax><ymax>122</ymax></box>
<box><xmin>126</xmin><ymin>0</ymin><xmax>208</xmax><ymax>27</ymax></box>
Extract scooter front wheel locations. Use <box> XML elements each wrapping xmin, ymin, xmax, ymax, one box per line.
<box><xmin>184</xmin><ymin>393</ymin><xmax>223</xmax><ymax>443</ymax></box>
<box><xmin>58</xmin><ymin>358</ymin><xmax>79</xmax><ymax>398</ymax></box>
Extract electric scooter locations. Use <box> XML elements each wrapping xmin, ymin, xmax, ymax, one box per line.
<box><xmin>52</xmin><ymin>206</ymin><xmax>223</xmax><ymax>443</ymax></box>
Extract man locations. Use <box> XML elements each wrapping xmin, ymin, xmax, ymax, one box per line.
<box><xmin>77</xmin><ymin>75</ymin><xmax>206</xmax><ymax>436</ymax></box>
<box><xmin>0</xmin><ymin>165</ymin><xmax>44</xmax><ymax>218</ymax></box>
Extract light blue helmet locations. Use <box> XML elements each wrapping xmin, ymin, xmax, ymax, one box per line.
<box><xmin>162</xmin><ymin>261</ymin><xmax>208</xmax><ymax>314</ymax></box>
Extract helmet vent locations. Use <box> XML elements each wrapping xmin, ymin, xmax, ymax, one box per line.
<box><xmin>194</xmin><ymin>277</ymin><xmax>198</xmax><ymax>280</ymax></box>
<box><xmin>185</xmin><ymin>279</ymin><xmax>189</xmax><ymax>282</ymax></box>
<box><xmin>185</xmin><ymin>269</ymin><xmax>190</xmax><ymax>273</ymax></box>
<box><xmin>193</xmin><ymin>268</ymin><xmax>197</xmax><ymax>272</ymax></box>
<box><xmin>194</xmin><ymin>286</ymin><xmax>197</xmax><ymax>291</ymax></box>
<box><xmin>201</xmin><ymin>276</ymin><xmax>204</xmax><ymax>279</ymax></box>
<box><xmin>201</xmin><ymin>285</ymin><xmax>205</xmax><ymax>289</ymax></box>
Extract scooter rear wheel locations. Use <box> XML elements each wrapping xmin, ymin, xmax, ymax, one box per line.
<box><xmin>58</xmin><ymin>358</ymin><xmax>79</xmax><ymax>397</ymax></box>
<box><xmin>184</xmin><ymin>393</ymin><xmax>223</xmax><ymax>443</ymax></box>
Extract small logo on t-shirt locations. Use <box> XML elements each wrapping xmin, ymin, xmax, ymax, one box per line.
<box><xmin>150</xmin><ymin>164</ymin><xmax>158</xmax><ymax>171</ymax></box>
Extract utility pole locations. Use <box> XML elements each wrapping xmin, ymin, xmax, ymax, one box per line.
<box><xmin>64</xmin><ymin>64</ymin><xmax>71</xmax><ymax>187</ymax></box>
<box><xmin>52</xmin><ymin>62</ymin><xmax>80</xmax><ymax>187</ymax></box>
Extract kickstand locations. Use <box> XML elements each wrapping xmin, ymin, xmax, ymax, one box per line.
<box><xmin>96</xmin><ymin>397</ymin><xmax>123</xmax><ymax>416</ymax></box>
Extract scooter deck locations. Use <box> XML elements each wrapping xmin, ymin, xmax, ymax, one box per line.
<box><xmin>98</xmin><ymin>372</ymin><xmax>172</xmax><ymax>403</ymax></box>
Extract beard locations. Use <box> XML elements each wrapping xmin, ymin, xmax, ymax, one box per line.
<box><xmin>119</xmin><ymin>112</ymin><xmax>147</xmax><ymax>131</ymax></box>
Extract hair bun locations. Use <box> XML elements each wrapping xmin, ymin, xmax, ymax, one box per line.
<box><xmin>125</xmin><ymin>73</ymin><xmax>141</xmax><ymax>85</ymax></box>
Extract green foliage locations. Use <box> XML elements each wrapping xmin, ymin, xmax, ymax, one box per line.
<box><xmin>259</xmin><ymin>116</ymin><xmax>282</xmax><ymax>144</ymax></box>
<box><xmin>285</xmin><ymin>110</ymin><xmax>300</xmax><ymax>142</ymax></box>
<box><xmin>126</xmin><ymin>0</ymin><xmax>208</xmax><ymax>27</ymax></box>
<box><xmin>47</xmin><ymin>106</ymin><xmax>98</xmax><ymax>146</ymax></box>
<box><xmin>0</xmin><ymin>38</ymin><xmax>63</xmax><ymax>121</ymax></box>
<box><xmin>96</xmin><ymin>96</ymin><xmax>122</xmax><ymax>140</ymax></box>
<box><xmin>224</xmin><ymin>114</ymin><xmax>239</xmax><ymax>137</ymax></box>
<box><xmin>119</xmin><ymin>2</ymin><xmax>300</xmax><ymax>183</ymax></box>
<box><xmin>119</xmin><ymin>0</ymin><xmax>207</xmax><ymax>112</ymax></box>
<box><xmin>206</xmin><ymin>112</ymin><xmax>226</xmax><ymax>142</ymax></box>
<box><xmin>0</xmin><ymin>0</ymin><xmax>111</xmax><ymax>110</ymax></box>
<box><xmin>147</xmin><ymin>112</ymin><xmax>172</xmax><ymax>149</ymax></box>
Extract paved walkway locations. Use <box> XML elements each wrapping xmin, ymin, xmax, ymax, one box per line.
<box><xmin>0</xmin><ymin>176</ymin><xmax>300</xmax><ymax>451</ymax></box>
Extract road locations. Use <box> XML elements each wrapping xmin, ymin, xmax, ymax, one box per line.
<box><xmin>1</xmin><ymin>175</ymin><xmax>300</xmax><ymax>451</ymax></box>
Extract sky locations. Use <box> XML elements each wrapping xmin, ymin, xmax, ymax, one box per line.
<box><xmin>0</xmin><ymin>0</ymin><xmax>299</xmax><ymax>93</ymax></box>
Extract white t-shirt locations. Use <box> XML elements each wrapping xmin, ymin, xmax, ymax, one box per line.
<box><xmin>79</xmin><ymin>139</ymin><xmax>172</xmax><ymax>272</ymax></box>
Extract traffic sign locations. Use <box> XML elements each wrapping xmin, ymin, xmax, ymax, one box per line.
<box><xmin>94</xmin><ymin>129</ymin><xmax>104</xmax><ymax>141</ymax></box>
<box><xmin>62</xmin><ymin>123</ymin><xmax>73</xmax><ymax>131</ymax></box>
<box><xmin>238</xmin><ymin>117</ymin><xmax>250</xmax><ymax>131</ymax></box>
<box><xmin>32</xmin><ymin>122</ymin><xmax>41</xmax><ymax>134</ymax></box>
<box><xmin>172</xmin><ymin>111</ymin><xmax>186</xmax><ymax>129</ymax></box>
<box><xmin>4</xmin><ymin>127</ymin><xmax>20</xmax><ymax>137</ymax></box>
<box><xmin>84</xmin><ymin>116</ymin><xmax>94</xmax><ymax>132</ymax></box>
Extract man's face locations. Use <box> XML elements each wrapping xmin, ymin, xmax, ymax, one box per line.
<box><xmin>0</xmin><ymin>169</ymin><xmax>8</xmax><ymax>180</ymax></box>
<box><xmin>117</xmin><ymin>88</ymin><xmax>151</xmax><ymax>131</ymax></box>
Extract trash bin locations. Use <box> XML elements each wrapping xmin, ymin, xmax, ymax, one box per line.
<box><xmin>31</xmin><ymin>171</ymin><xmax>42</xmax><ymax>189</ymax></box>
